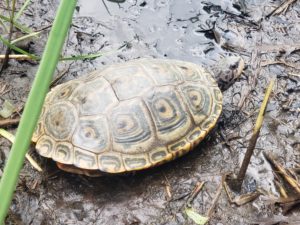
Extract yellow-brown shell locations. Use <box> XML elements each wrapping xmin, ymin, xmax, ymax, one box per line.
<box><xmin>32</xmin><ymin>59</ymin><xmax>222</xmax><ymax>173</ymax></box>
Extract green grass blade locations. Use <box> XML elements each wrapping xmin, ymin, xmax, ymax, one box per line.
<box><xmin>14</xmin><ymin>0</ymin><xmax>32</xmax><ymax>20</ymax></box>
<box><xmin>60</xmin><ymin>44</ymin><xmax>128</xmax><ymax>61</ymax></box>
<box><xmin>0</xmin><ymin>35</ymin><xmax>39</xmax><ymax>60</ymax></box>
<box><xmin>60</xmin><ymin>51</ymin><xmax>104</xmax><ymax>60</ymax></box>
<box><xmin>11</xmin><ymin>31</ymin><xmax>41</xmax><ymax>44</ymax></box>
<box><xmin>0</xmin><ymin>15</ymin><xmax>32</xmax><ymax>34</ymax></box>
<box><xmin>0</xmin><ymin>19</ymin><xmax>8</xmax><ymax>33</ymax></box>
<box><xmin>0</xmin><ymin>0</ymin><xmax>77</xmax><ymax>223</ymax></box>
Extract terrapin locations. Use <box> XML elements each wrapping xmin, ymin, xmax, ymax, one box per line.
<box><xmin>32</xmin><ymin>57</ymin><xmax>244</xmax><ymax>176</ymax></box>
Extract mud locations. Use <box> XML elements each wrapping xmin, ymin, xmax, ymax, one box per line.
<box><xmin>0</xmin><ymin>0</ymin><xmax>300</xmax><ymax>224</ymax></box>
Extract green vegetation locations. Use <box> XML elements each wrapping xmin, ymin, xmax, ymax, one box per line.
<box><xmin>0</xmin><ymin>0</ymin><xmax>78</xmax><ymax>223</ymax></box>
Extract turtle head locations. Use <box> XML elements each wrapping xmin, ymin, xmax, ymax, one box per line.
<box><xmin>211</xmin><ymin>53</ymin><xmax>245</xmax><ymax>91</ymax></box>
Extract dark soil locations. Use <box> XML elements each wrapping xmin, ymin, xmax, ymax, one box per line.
<box><xmin>1</xmin><ymin>0</ymin><xmax>300</xmax><ymax>224</ymax></box>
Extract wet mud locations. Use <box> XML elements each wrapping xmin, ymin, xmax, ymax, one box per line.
<box><xmin>0</xmin><ymin>0</ymin><xmax>300</xmax><ymax>224</ymax></box>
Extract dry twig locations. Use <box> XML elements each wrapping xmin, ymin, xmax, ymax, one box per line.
<box><xmin>206</xmin><ymin>181</ymin><xmax>223</xmax><ymax>218</ymax></box>
<box><xmin>186</xmin><ymin>181</ymin><xmax>205</xmax><ymax>208</ymax></box>
<box><xmin>264</xmin><ymin>152</ymin><xmax>300</xmax><ymax>194</ymax></box>
<box><xmin>0</xmin><ymin>117</ymin><xmax>20</xmax><ymax>127</ymax></box>
<box><xmin>50</xmin><ymin>67</ymin><xmax>69</xmax><ymax>87</ymax></box>
<box><xmin>0</xmin><ymin>54</ymin><xmax>32</xmax><ymax>60</ymax></box>
<box><xmin>0</xmin><ymin>128</ymin><xmax>42</xmax><ymax>172</ymax></box>
<box><xmin>261</xmin><ymin>60</ymin><xmax>300</xmax><ymax>70</ymax></box>
<box><xmin>267</xmin><ymin>0</ymin><xmax>298</xmax><ymax>17</ymax></box>
<box><xmin>230</xmin><ymin>79</ymin><xmax>275</xmax><ymax>192</ymax></box>
<box><xmin>163</xmin><ymin>173</ymin><xmax>172</xmax><ymax>200</ymax></box>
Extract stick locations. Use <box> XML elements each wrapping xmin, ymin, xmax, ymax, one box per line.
<box><xmin>0</xmin><ymin>118</ymin><xmax>20</xmax><ymax>127</ymax></box>
<box><xmin>266</xmin><ymin>0</ymin><xmax>297</xmax><ymax>17</ymax></box>
<box><xmin>206</xmin><ymin>181</ymin><xmax>223</xmax><ymax>218</ymax></box>
<box><xmin>264</xmin><ymin>152</ymin><xmax>300</xmax><ymax>194</ymax></box>
<box><xmin>186</xmin><ymin>181</ymin><xmax>205</xmax><ymax>207</ymax></box>
<box><xmin>0</xmin><ymin>128</ymin><xmax>42</xmax><ymax>172</ymax></box>
<box><xmin>0</xmin><ymin>54</ymin><xmax>32</xmax><ymax>60</ymax></box>
<box><xmin>233</xmin><ymin>79</ymin><xmax>275</xmax><ymax>191</ymax></box>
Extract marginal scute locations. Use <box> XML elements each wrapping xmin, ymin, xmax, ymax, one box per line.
<box><xmin>74</xmin><ymin>148</ymin><xmax>98</xmax><ymax>170</ymax></box>
<box><xmin>98</xmin><ymin>153</ymin><xmax>125</xmax><ymax>173</ymax></box>
<box><xmin>110</xmin><ymin>99</ymin><xmax>154</xmax><ymax>154</ymax></box>
<box><xmin>187</xmin><ymin>127</ymin><xmax>206</xmax><ymax>147</ymax></box>
<box><xmin>36</xmin><ymin>135</ymin><xmax>55</xmax><ymax>158</ymax></box>
<box><xmin>71</xmin><ymin>78</ymin><xmax>118</xmax><ymax>115</ymax></box>
<box><xmin>145</xmin><ymin>86</ymin><xmax>192</xmax><ymax>141</ymax></box>
<box><xmin>168</xmin><ymin>138</ymin><xmax>191</xmax><ymax>158</ymax></box>
<box><xmin>149</xmin><ymin>148</ymin><xmax>172</xmax><ymax>164</ymax></box>
<box><xmin>212</xmin><ymin>88</ymin><xmax>223</xmax><ymax>103</ymax></box>
<box><xmin>211</xmin><ymin>104</ymin><xmax>222</xmax><ymax>120</ymax></box>
<box><xmin>123</xmin><ymin>154</ymin><xmax>150</xmax><ymax>171</ymax></box>
<box><xmin>201</xmin><ymin>115</ymin><xmax>218</xmax><ymax>131</ymax></box>
<box><xmin>72</xmin><ymin>115</ymin><xmax>110</xmax><ymax>154</ymax></box>
<box><xmin>53</xmin><ymin>142</ymin><xmax>74</xmax><ymax>165</ymax></box>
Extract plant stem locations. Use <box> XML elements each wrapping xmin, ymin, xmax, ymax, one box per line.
<box><xmin>0</xmin><ymin>0</ymin><xmax>77</xmax><ymax>223</ymax></box>
<box><xmin>232</xmin><ymin>79</ymin><xmax>275</xmax><ymax>192</ymax></box>
<box><xmin>0</xmin><ymin>0</ymin><xmax>16</xmax><ymax>73</ymax></box>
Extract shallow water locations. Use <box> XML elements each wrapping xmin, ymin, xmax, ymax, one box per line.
<box><xmin>1</xmin><ymin>0</ymin><xmax>300</xmax><ymax>224</ymax></box>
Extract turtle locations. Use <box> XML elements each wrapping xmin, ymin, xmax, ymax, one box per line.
<box><xmin>32</xmin><ymin>57</ymin><xmax>244</xmax><ymax>176</ymax></box>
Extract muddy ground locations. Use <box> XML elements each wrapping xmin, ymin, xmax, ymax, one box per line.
<box><xmin>0</xmin><ymin>0</ymin><xmax>300</xmax><ymax>224</ymax></box>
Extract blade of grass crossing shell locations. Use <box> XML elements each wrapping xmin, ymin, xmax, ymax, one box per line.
<box><xmin>0</xmin><ymin>0</ymin><xmax>77</xmax><ymax>223</ymax></box>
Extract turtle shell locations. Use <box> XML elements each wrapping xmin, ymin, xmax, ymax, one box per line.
<box><xmin>32</xmin><ymin>59</ymin><xmax>222</xmax><ymax>174</ymax></box>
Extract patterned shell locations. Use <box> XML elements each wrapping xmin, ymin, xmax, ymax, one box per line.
<box><xmin>32</xmin><ymin>59</ymin><xmax>223</xmax><ymax>173</ymax></box>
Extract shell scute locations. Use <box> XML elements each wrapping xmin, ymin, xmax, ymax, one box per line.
<box><xmin>111</xmin><ymin>72</ymin><xmax>154</xmax><ymax>100</ymax></box>
<box><xmin>187</xmin><ymin>127</ymin><xmax>206</xmax><ymax>147</ymax></box>
<box><xmin>71</xmin><ymin>78</ymin><xmax>118</xmax><ymax>115</ymax></box>
<box><xmin>123</xmin><ymin>154</ymin><xmax>151</xmax><ymax>171</ymax></box>
<box><xmin>144</xmin><ymin>86</ymin><xmax>192</xmax><ymax>141</ymax></box>
<box><xmin>98</xmin><ymin>153</ymin><xmax>125</xmax><ymax>173</ymax></box>
<box><xmin>179</xmin><ymin>83</ymin><xmax>213</xmax><ymax>125</ymax></box>
<box><xmin>36</xmin><ymin>135</ymin><xmax>55</xmax><ymax>158</ymax></box>
<box><xmin>72</xmin><ymin>115</ymin><xmax>110</xmax><ymax>154</ymax></box>
<box><xmin>168</xmin><ymin>138</ymin><xmax>191</xmax><ymax>159</ymax></box>
<box><xmin>52</xmin><ymin>142</ymin><xmax>74</xmax><ymax>165</ymax></box>
<box><xmin>141</xmin><ymin>60</ymin><xmax>183</xmax><ymax>85</ymax></box>
<box><xmin>46</xmin><ymin>81</ymin><xmax>81</xmax><ymax>103</ymax></box>
<box><xmin>174</xmin><ymin>61</ymin><xmax>207</xmax><ymax>82</ymax></box>
<box><xmin>149</xmin><ymin>147</ymin><xmax>172</xmax><ymax>164</ymax></box>
<box><xmin>44</xmin><ymin>102</ymin><xmax>77</xmax><ymax>141</ymax></box>
<box><xmin>74</xmin><ymin>148</ymin><xmax>98</xmax><ymax>170</ymax></box>
<box><xmin>110</xmin><ymin>99</ymin><xmax>155</xmax><ymax>154</ymax></box>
